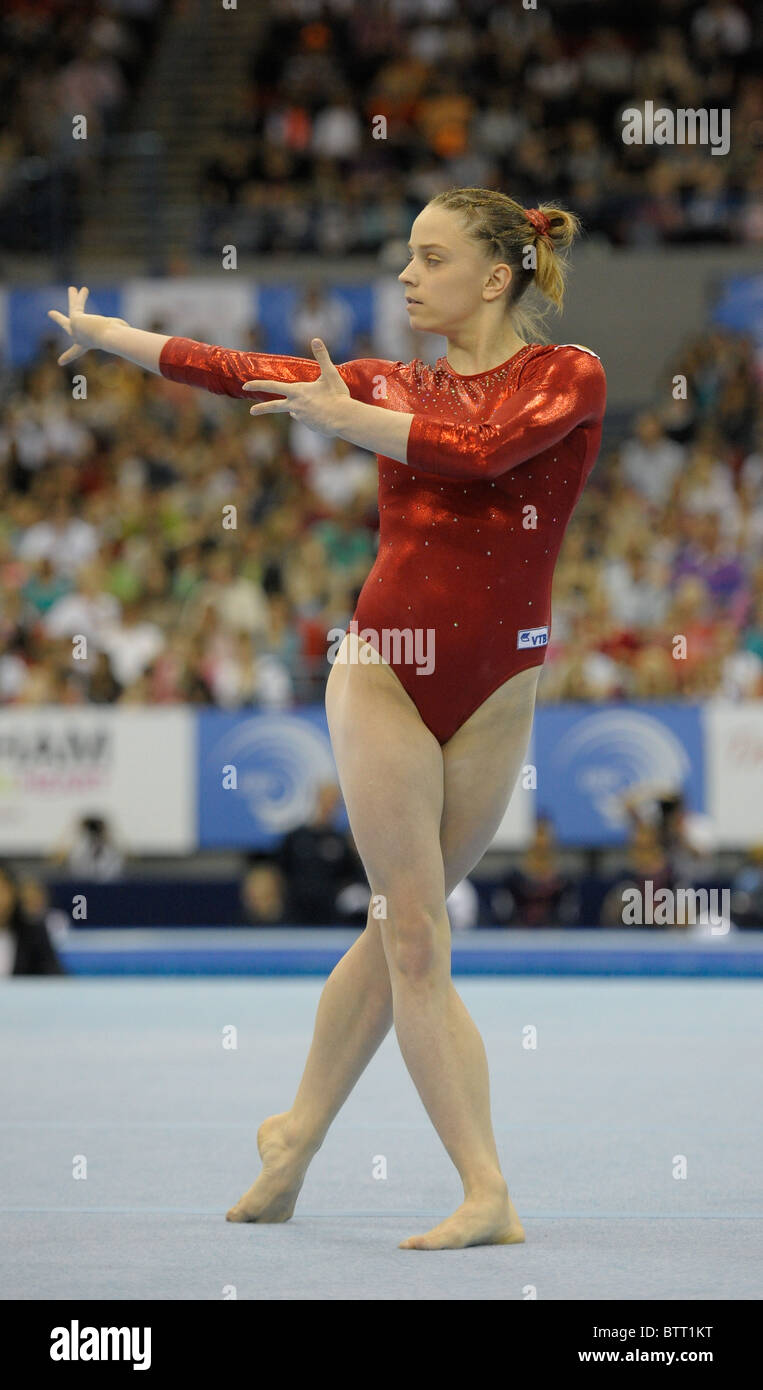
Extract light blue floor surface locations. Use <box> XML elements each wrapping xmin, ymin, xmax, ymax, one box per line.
<box><xmin>1</xmin><ymin>978</ymin><xmax>760</xmax><ymax>1300</ymax></box>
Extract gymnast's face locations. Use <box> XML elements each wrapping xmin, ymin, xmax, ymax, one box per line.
<box><xmin>399</xmin><ymin>205</ymin><xmax>513</xmax><ymax>339</ymax></box>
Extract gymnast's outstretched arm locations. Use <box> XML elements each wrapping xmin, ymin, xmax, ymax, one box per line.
<box><xmin>47</xmin><ymin>286</ymin><xmax>396</xmax><ymax>405</ymax></box>
<box><xmin>240</xmin><ymin>343</ymin><xmax>606</xmax><ymax>475</ymax></box>
<box><xmin>48</xmin><ymin>290</ymin><xmax>605</xmax><ymax>479</ymax></box>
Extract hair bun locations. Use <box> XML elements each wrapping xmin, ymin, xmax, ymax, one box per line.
<box><xmin>525</xmin><ymin>208</ymin><xmax>552</xmax><ymax>239</ymax></box>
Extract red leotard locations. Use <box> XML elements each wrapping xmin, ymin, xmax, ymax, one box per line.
<box><xmin>159</xmin><ymin>337</ymin><xmax>606</xmax><ymax>743</ymax></box>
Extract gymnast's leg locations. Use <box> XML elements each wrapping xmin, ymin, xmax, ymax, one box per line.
<box><xmin>226</xmin><ymin>894</ymin><xmax>393</xmax><ymax>1223</ymax></box>
<box><xmin>226</xmin><ymin>639</ymin><xmax>398</xmax><ymax>1224</ymax></box>
<box><xmin>395</xmin><ymin>662</ymin><xmax>540</xmax><ymax>1249</ymax></box>
<box><xmin>327</xmin><ymin>645</ymin><xmax>539</xmax><ymax>1249</ymax></box>
<box><xmin>227</xmin><ymin>639</ymin><xmax>539</xmax><ymax>1245</ymax></box>
<box><xmin>225</xmin><ymin>784</ymin><xmax>497</xmax><ymax>1224</ymax></box>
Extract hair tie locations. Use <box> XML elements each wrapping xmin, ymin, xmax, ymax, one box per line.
<box><xmin>526</xmin><ymin>208</ymin><xmax>552</xmax><ymax>240</ymax></box>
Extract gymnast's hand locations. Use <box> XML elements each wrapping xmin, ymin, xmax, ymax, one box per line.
<box><xmin>47</xmin><ymin>286</ymin><xmax>129</xmax><ymax>366</ymax></box>
<box><xmin>242</xmin><ymin>338</ymin><xmax>350</xmax><ymax>437</ymax></box>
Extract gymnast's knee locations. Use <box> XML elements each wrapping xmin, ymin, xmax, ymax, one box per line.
<box><xmin>380</xmin><ymin>895</ymin><xmax>448</xmax><ymax>980</ymax></box>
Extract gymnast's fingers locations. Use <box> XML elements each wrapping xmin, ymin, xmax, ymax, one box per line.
<box><xmin>48</xmin><ymin>309</ymin><xmax>71</xmax><ymax>336</ymax></box>
<box><xmin>242</xmin><ymin>379</ymin><xmax>293</xmax><ymax>395</ymax></box>
<box><xmin>249</xmin><ymin>399</ymin><xmax>291</xmax><ymax>416</ymax></box>
<box><xmin>57</xmin><ymin>344</ymin><xmax>87</xmax><ymax>366</ymax></box>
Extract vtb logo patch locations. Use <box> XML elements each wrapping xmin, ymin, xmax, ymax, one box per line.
<box><xmin>516</xmin><ymin>626</ymin><xmax>549</xmax><ymax>649</ymax></box>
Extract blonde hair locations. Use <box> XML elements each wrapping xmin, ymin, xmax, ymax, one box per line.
<box><xmin>425</xmin><ymin>187</ymin><xmax>582</xmax><ymax>343</ymax></box>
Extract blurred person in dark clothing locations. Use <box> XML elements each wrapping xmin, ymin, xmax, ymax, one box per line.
<box><xmin>491</xmin><ymin>815</ymin><xmax>579</xmax><ymax>927</ymax></box>
<box><xmin>87</xmin><ymin>649</ymin><xmax>123</xmax><ymax>703</ymax></box>
<box><xmin>240</xmin><ymin>860</ymin><xmax>289</xmax><ymax>926</ymax></box>
<box><xmin>276</xmin><ymin>782</ymin><xmax>361</xmax><ymax>925</ymax></box>
<box><xmin>0</xmin><ymin>863</ymin><xmax>66</xmax><ymax>976</ymax></box>
<box><xmin>729</xmin><ymin>843</ymin><xmax>763</xmax><ymax>928</ymax></box>
<box><xmin>620</xmin><ymin>782</ymin><xmax>718</xmax><ymax>886</ymax></box>
<box><xmin>599</xmin><ymin>821</ymin><xmax>677</xmax><ymax>927</ymax></box>
<box><xmin>17</xmin><ymin>876</ymin><xmax>71</xmax><ymax>947</ymax></box>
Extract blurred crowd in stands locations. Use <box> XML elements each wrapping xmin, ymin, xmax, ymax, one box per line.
<box><xmin>200</xmin><ymin>0</ymin><xmax>762</xmax><ymax>255</ymax></box>
<box><xmin>1</xmin><ymin>311</ymin><xmax>762</xmax><ymax>707</ymax></box>
<box><xmin>0</xmin><ymin>0</ymin><xmax>161</xmax><ymax>252</ymax></box>
<box><xmin>2</xmin><ymin>0</ymin><xmax>761</xmax><ymax>260</ymax></box>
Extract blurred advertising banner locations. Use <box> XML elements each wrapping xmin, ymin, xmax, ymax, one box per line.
<box><xmin>14</xmin><ymin>279</ymin><xmax>371</xmax><ymax>367</ymax></box>
<box><xmin>197</xmin><ymin>706</ymin><xmax>341</xmax><ymax>851</ymax></box>
<box><xmin>704</xmin><ymin>703</ymin><xmax>763</xmax><ymax>848</ymax></box>
<box><xmin>531</xmin><ymin>704</ymin><xmax>706</xmax><ymax>847</ymax></box>
<box><xmin>0</xmin><ymin>708</ymin><xmax>195</xmax><ymax>853</ymax></box>
<box><xmin>121</xmin><ymin>277</ymin><xmax>258</xmax><ymax>349</ymax></box>
<box><xmin>195</xmin><ymin>701</ymin><xmax>763</xmax><ymax>851</ymax></box>
<box><xmin>1</xmin><ymin>703</ymin><xmax>760</xmax><ymax>854</ymax></box>
<box><xmin>533</xmin><ymin>701</ymin><xmax>763</xmax><ymax>848</ymax></box>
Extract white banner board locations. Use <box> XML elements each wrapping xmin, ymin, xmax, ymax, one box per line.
<box><xmin>704</xmin><ymin>702</ymin><xmax>763</xmax><ymax>847</ymax></box>
<box><xmin>0</xmin><ymin>708</ymin><xmax>195</xmax><ymax>853</ymax></box>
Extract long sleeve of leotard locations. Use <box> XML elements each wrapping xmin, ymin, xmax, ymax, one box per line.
<box><xmin>405</xmin><ymin>347</ymin><xmax>606</xmax><ymax>481</ymax></box>
<box><xmin>158</xmin><ymin>336</ymin><xmax>397</xmax><ymax>405</ymax></box>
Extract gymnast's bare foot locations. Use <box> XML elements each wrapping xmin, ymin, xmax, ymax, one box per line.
<box><xmin>399</xmin><ymin>1181</ymin><xmax>525</xmax><ymax>1250</ymax></box>
<box><xmin>225</xmin><ymin>1113</ymin><xmax>319</xmax><ymax>1223</ymax></box>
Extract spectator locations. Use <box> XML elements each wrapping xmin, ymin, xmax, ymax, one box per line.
<box><xmin>21</xmin><ymin>555</ymin><xmax>71</xmax><ymax>619</ymax></box>
<box><xmin>492</xmin><ymin>816</ymin><xmax>579</xmax><ymax>927</ymax></box>
<box><xmin>599</xmin><ymin>821</ymin><xmax>677</xmax><ymax>927</ymax></box>
<box><xmin>0</xmin><ymin>863</ymin><xmax>66</xmax><ymax>976</ymax></box>
<box><xmin>276</xmin><ymin>782</ymin><xmax>361</xmax><ymax>924</ymax></box>
<box><xmin>619</xmin><ymin>413</ymin><xmax>685</xmax><ymax>509</ymax></box>
<box><xmin>49</xmin><ymin>814</ymin><xmax>126</xmax><ymax>882</ymax></box>
<box><xmin>16</xmin><ymin>876</ymin><xmax>71</xmax><ymax>947</ymax></box>
<box><xmin>42</xmin><ymin>561</ymin><xmax>120</xmax><ymax>646</ymax></box>
<box><xmin>87</xmin><ymin>648</ymin><xmax>123</xmax><ymax>703</ymax></box>
<box><xmin>16</xmin><ymin>495</ymin><xmax>98</xmax><ymax>577</ymax></box>
<box><xmin>303</xmin><ymin>436</ymin><xmax>377</xmax><ymax>510</ymax></box>
<box><xmin>729</xmin><ymin>844</ymin><xmax>763</xmax><ymax>928</ymax></box>
<box><xmin>713</xmin><ymin>617</ymin><xmax>763</xmax><ymax>697</ymax></box>
<box><xmin>620</xmin><ymin>783</ymin><xmax>719</xmax><ymax>888</ymax></box>
<box><xmin>240</xmin><ymin>860</ymin><xmax>290</xmax><ymax>925</ymax></box>
<box><xmin>290</xmin><ymin>284</ymin><xmax>354</xmax><ymax>358</ymax></box>
<box><xmin>99</xmin><ymin>593</ymin><xmax>165</xmax><ymax>689</ymax></box>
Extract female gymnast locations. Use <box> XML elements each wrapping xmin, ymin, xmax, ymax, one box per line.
<box><xmin>49</xmin><ymin>188</ymin><xmax>606</xmax><ymax>1250</ymax></box>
